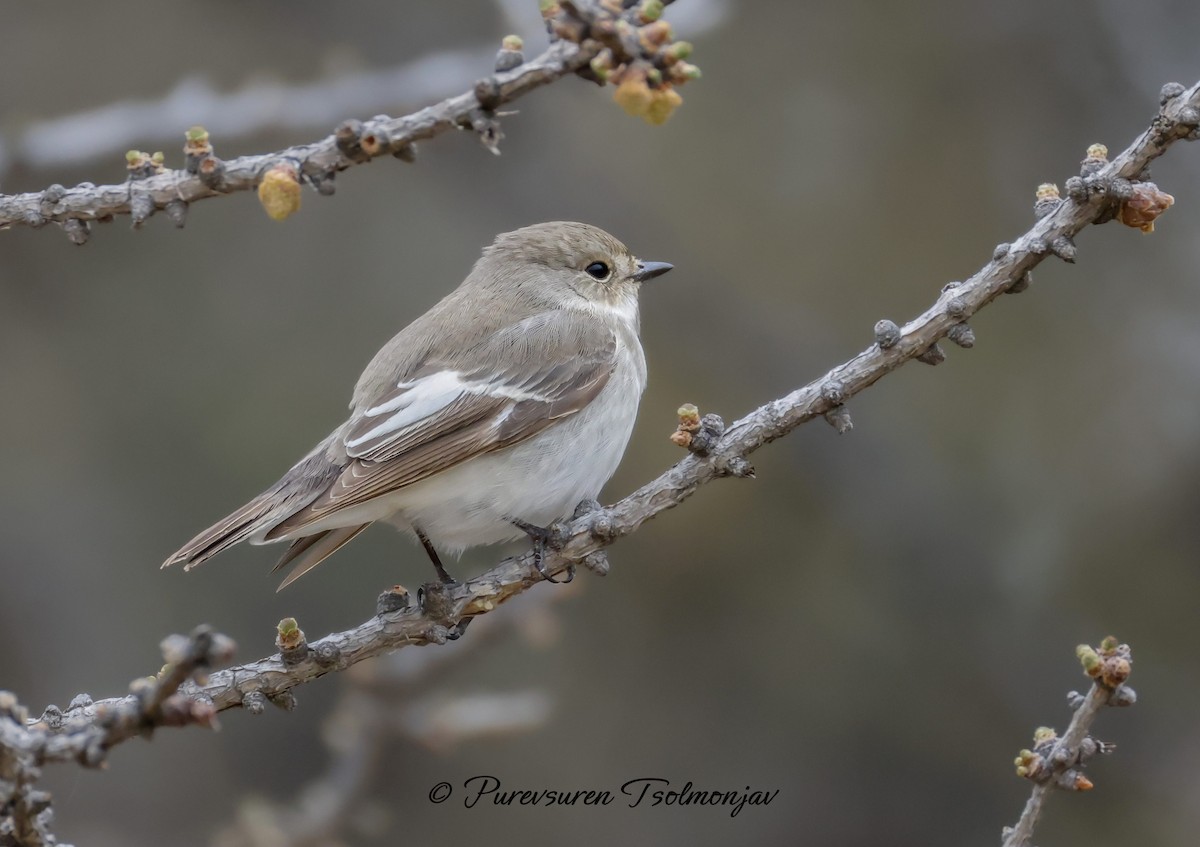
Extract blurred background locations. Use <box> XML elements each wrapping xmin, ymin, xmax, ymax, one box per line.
<box><xmin>2</xmin><ymin>0</ymin><xmax>1200</xmax><ymax>844</ymax></box>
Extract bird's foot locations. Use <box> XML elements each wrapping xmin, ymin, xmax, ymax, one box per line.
<box><xmin>511</xmin><ymin>517</ymin><xmax>573</xmax><ymax>583</ymax></box>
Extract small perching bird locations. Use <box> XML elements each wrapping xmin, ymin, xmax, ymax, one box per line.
<box><xmin>162</xmin><ymin>222</ymin><xmax>672</xmax><ymax>589</ymax></box>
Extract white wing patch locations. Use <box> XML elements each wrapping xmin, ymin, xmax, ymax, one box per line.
<box><xmin>347</xmin><ymin>369</ymin><xmax>552</xmax><ymax>452</ymax></box>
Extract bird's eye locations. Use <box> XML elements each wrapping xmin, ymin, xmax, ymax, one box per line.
<box><xmin>585</xmin><ymin>261</ymin><xmax>611</xmax><ymax>280</ymax></box>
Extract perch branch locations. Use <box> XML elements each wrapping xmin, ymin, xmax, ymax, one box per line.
<box><xmin>1002</xmin><ymin>638</ymin><xmax>1136</xmax><ymax>847</ymax></box>
<box><xmin>25</xmin><ymin>80</ymin><xmax>1198</xmax><ymax>729</ymax></box>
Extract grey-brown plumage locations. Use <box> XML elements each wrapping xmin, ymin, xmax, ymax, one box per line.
<box><xmin>162</xmin><ymin>222</ymin><xmax>672</xmax><ymax>588</ymax></box>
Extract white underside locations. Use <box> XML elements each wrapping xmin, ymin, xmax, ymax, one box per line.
<box><xmin>259</xmin><ymin>339</ymin><xmax>646</xmax><ymax>554</ymax></box>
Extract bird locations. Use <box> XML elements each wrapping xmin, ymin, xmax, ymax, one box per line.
<box><xmin>162</xmin><ymin>221</ymin><xmax>672</xmax><ymax>590</ymax></box>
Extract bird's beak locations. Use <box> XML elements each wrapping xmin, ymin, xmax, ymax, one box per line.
<box><xmin>632</xmin><ymin>260</ymin><xmax>673</xmax><ymax>282</ymax></box>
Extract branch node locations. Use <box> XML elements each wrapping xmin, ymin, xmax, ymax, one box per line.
<box><xmin>183</xmin><ymin>125</ymin><xmax>213</xmax><ymax>174</ymax></box>
<box><xmin>474</xmin><ymin>77</ymin><xmax>503</xmax><ymax>111</ymax></box>
<box><xmin>947</xmin><ymin>323</ymin><xmax>975</xmax><ymax>348</ymax></box>
<box><xmin>418</xmin><ymin>582</ymin><xmax>457</xmax><ymax>624</ymax></box>
<box><xmin>1027</xmin><ymin>236</ymin><xmax>1048</xmax><ymax>255</ymax></box>
<box><xmin>821</xmin><ymin>380</ymin><xmax>846</xmax><ymax>405</ymax></box>
<box><xmin>41</xmin><ymin>184</ymin><xmax>66</xmax><ymax>205</ymax></box>
<box><xmin>1049</xmin><ymin>235</ymin><xmax>1077</xmax><ymax>263</ymax></box>
<box><xmin>197</xmin><ymin>156</ymin><xmax>228</xmax><ymax>191</ymax></box>
<box><xmin>376</xmin><ymin>585</ymin><xmax>411</xmax><ymax>615</ymax></box>
<box><xmin>669</xmin><ymin>402</ymin><xmax>701</xmax><ymax>449</ymax></box>
<box><xmin>268</xmin><ymin>691</ymin><xmax>298</xmax><ymax>712</ymax></box>
<box><xmin>335</xmin><ymin>119</ymin><xmax>370</xmax><ymax>163</ymax></box>
<box><xmin>1033</xmin><ymin>182</ymin><xmax>1062</xmax><ymax>218</ymax></box>
<box><xmin>873</xmin><ymin>319</ymin><xmax>901</xmax><ymax>349</ymax></box>
<box><xmin>241</xmin><ymin>691</ymin><xmax>267</xmax><ymax>716</ymax></box>
<box><xmin>587</xmin><ymin>509</ymin><xmax>616</xmax><ymax>542</ymax></box>
<box><xmin>582</xmin><ymin>551</ymin><xmax>611</xmax><ymax>575</ymax></box>
<box><xmin>275</xmin><ymin>618</ymin><xmax>310</xmax><ymax>666</ymax></box>
<box><xmin>1064</xmin><ymin>175</ymin><xmax>1089</xmax><ymax>201</ymax></box>
<box><xmin>1079</xmin><ymin>143</ymin><xmax>1109</xmax><ymax>178</ymax></box>
<box><xmin>717</xmin><ymin>456</ymin><xmax>756</xmax><ymax>479</ymax></box>
<box><xmin>359</xmin><ymin>125</ymin><xmax>392</xmax><ymax>158</ymax></box>
<box><xmin>992</xmin><ymin>242</ymin><xmax>1010</xmax><ymax>260</ymax></box>
<box><xmin>38</xmin><ymin>705</ymin><xmax>63</xmax><ymax>731</ymax></box>
<box><xmin>1008</xmin><ymin>270</ymin><xmax>1032</xmax><ymax>294</ymax></box>
<box><xmin>313</xmin><ymin>642</ymin><xmax>343</xmax><ymax>668</ymax></box>
<box><xmin>125</xmin><ymin>149</ymin><xmax>164</xmax><ymax>180</ymax></box>
<box><xmin>1160</xmin><ymin>81</ymin><xmax>1186</xmax><ymax>104</ymax></box>
<box><xmin>916</xmin><ymin>343</ymin><xmax>945</xmax><ymax>366</ymax></box>
<box><xmin>129</xmin><ymin>191</ymin><xmax>156</xmax><ymax>229</ymax></box>
<box><xmin>1177</xmin><ymin>105</ymin><xmax>1200</xmax><ymax>127</ymax></box>
<box><xmin>1107</xmin><ymin>176</ymin><xmax>1134</xmax><ymax>201</ymax></box>
<box><xmin>1109</xmin><ymin>685</ymin><xmax>1137</xmax><ymax>707</ymax></box>
<box><xmin>496</xmin><ymin>35</ymin><xmax>526</xmax><ymax>72</ymax></box>
<box><xmin>62</xmin><ymin>218</ymin><xmax>90</xmax><ymax>246</ymax></box>
<box><xmin>164</xmin><ymin>199</ymin><xmax>188</xmax><ymax>228</ymax></box>
<box><xmin>944</xmin><ymin>295</ymin><xmax>968</xmax><ymax>319</ymax></box>
<box><xmin>823</xmin><ymin>404</ymin><xmax>853</xmax><ymax>434</ymax></box>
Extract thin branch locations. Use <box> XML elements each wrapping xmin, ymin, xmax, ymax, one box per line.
<box><xmin>214</xmin><ymin>591</ymin><xmax>562</xmax><ymax>847</ymax></box>
<box><xmin>0</xmin><ymin>0</ymin><xmax>704</xmax><ymax>236</ymax></box>
<box><xmin>0</xmin><ymin>626</ymin><xmax>234</xmax><ymax>847</ymax></box>
<box><xmin>0</xmin><ymin>37</ymin><xmax>596</xmax><ymax>233</ymax></box>
<box><xmin>0</xmin><ymin>0</ymin><xmax>727</xmax><ymax>178</ymax></box>
<box><xmin>1003</xmin><ymin>639</ymin><xmax>1136</xmax><ymax>847</ymax></box>
<box><xmin>28</xmin><ymin>80</ymin><xmax>1198</xmax><ymax>731</ymax></box>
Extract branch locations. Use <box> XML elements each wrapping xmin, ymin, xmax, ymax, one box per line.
<box><xmin>0</xmin><ymin>627</ymin><xmax>234</xmax><ymax>846</ymax></box>
<box><xmin>0</xmin><ymin>0</ymin><xmax>704</xmax><ymax>237</ymax></box>
<box><xmin>29</xmin><ymin>79</ymin><xmax>1199</xmax><ymax>727</ymax></box>
<box><xmin>214</xmin><ymin>591</ymin><xmax>562</xmax><ymax>846</ymax></box>
<box><xmin>1003</xmin><ymin>638</ymin><xmax>1137</xmax><ymax>847</ymax></box>
<box><xmin>0</xmin><ymin>39</ymin><xmax>594</xmax><ymax>236</ymax></box>
<box><xmin>0</xmin><ymin>1</ymin><xmax>727</xmax><ymax>178</ymax></box>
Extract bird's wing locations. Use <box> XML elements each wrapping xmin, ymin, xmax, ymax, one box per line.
<box><xmin>264</xmin><ymin>316</ymin><xmax>618</xmax><ymax>539</ymax></box>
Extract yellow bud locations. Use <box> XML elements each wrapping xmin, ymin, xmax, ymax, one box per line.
<box><xmin>257</xmin><ymin>165</ymin><xmax>302</xmax><ymax>221</ymax></box>
<box><xmin>613</xmin><ymin>76</ymin><xmax>653</xmax><ymax>119</ymax></box>
<box><xmin>644</xmin><ymin>87</ymin><xmax>683</xmax><ymax>125</ymax></box>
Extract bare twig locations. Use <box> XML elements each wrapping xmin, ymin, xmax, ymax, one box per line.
<box><xmin>213</xmin><ymin>591</ymin><xmax>562</xmax><ymax>847</ymax></box>
<box><xmin>27</xmin><ymin>79</ymin><xmax>1199</xmax><ymax>733</ymax></box>
<box><xmin>0</xmin><ymin>626</ymin><xmax>235</xmax><ymax>847</ymax></box>
<box><xmin>1003</xmin><ymin>638</ymin><xmax>1136</xmax><ymax>847</ymax></box>
<box><xmin>0</xmin><ymin>0</ymin><xmax>703</xmax><ymax>236</ymax></box>
<box><xmin>0</xmin><ymin>38</ymin><xmax>596</xmax><ymax>234</ymax></box>
<box><xmin>0</xmin><ymin>0</ymin><xmax>728</xmax><ymax>177</ymax></box>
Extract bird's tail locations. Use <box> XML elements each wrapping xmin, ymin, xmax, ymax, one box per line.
<box><xmin>161</xmin><ymin>489</ymin><xmax>289</xmax><ymax>571</ymax></box>
<box><xmin>271</xmin><ymin>523</ymin><xmax>372</xmax><ymax>591</ymax></box>
<box><xmin>161</xmin><ymin>436</ymin><xmax>345</xmax><ymax>572</ymax></box>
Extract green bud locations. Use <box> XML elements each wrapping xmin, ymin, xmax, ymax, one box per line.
<box><xmin>667</xmin><ymin>41</ymin><xmax>694</xmax><ymax>60</ymax></box>
<box><xmin>639</xmin><ymin>0</ymin><xmax>664</xmax><ymax>22</ymax></box>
